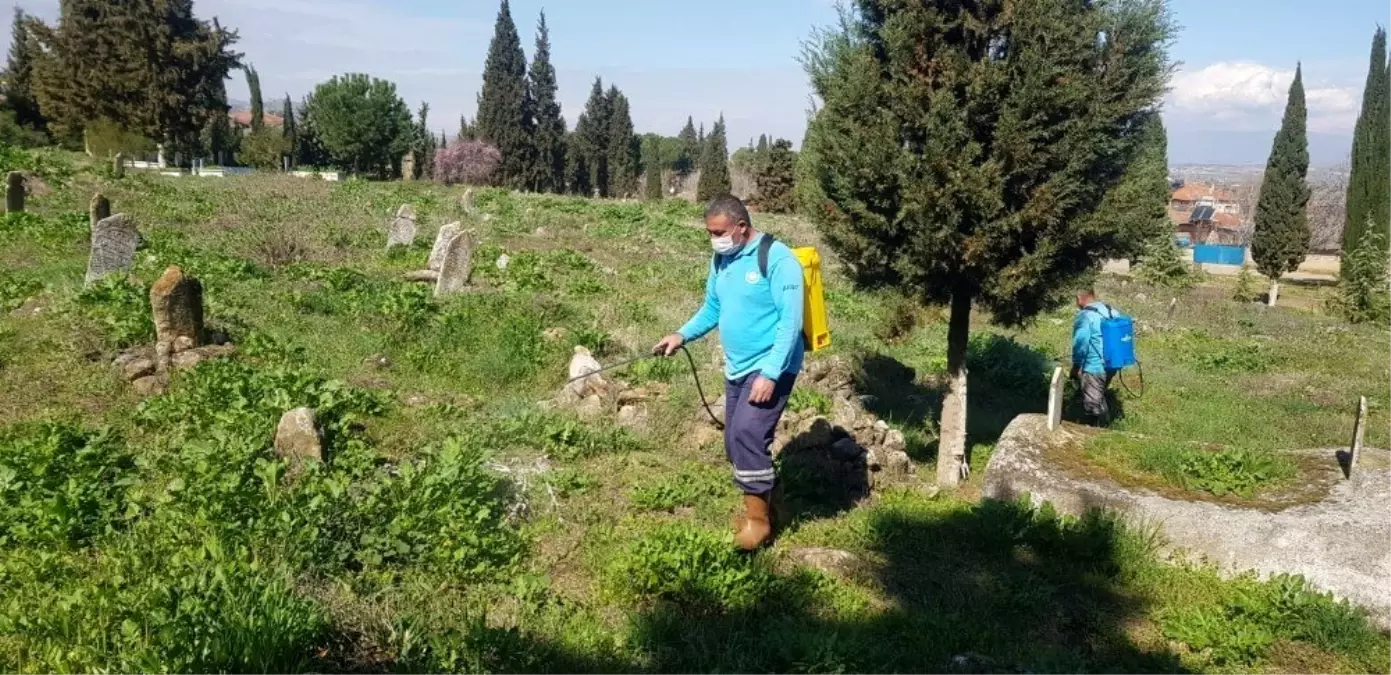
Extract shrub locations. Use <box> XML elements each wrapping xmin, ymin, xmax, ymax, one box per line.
<box><xmin>787</xmin><ymin>387</ymin><xmax>832</xmax><ymax>416</ymax></box>
<box><xmin>69</xmin><ymin>275</ymin><xmax>154</xmax><ymax>348</ymax></box>
<box><xmin>1232</xmin><ymin>266</ymin><xmax>1259</xmax><ymax>302</ymax></box>
<box><xmin>617</xmin><ymin>524</ymin><xmax>780</xmax><ymax>611</ymax></box>
<box><xmin>0</xmin><ymin>270</ymin><xmax>41</xmax><ymax>312</ymax></box>
<box><xmin>83</xmin><ymin>119</ymin><xmax>157</xmax><ymax>159</ymax></box>
<box><xmin>1135</xmin><ymin>235</ymin><xmax>1199</xmax><ymax>289</ymax></box>
<box><xmin>1146</xmin><ymin>445</ymin><xmax>1296</xmax><ymax>498</ymax></box>
<box><xmin>237</xmin><ymin>127</ymin><xmax>291</xmax><ymax>170</ymax></box>
<box><xmin>0</xmin><ymin>422</ymin><xmax>135</xmax><ymax>548</ymax></box>
<box><xmin>434</xmin><ymin>140</ymin><xmax>501</xmax><ymax>185</ymax></box>
<box><xmin>1328</xmin><ymin>228</ymin><xmax>1390</xmax><ymax>324</ymax></box>
<box><xmin>629</xmin><ymin>463</ymin><xmax>729</xmax><ymax>511</ymax></box>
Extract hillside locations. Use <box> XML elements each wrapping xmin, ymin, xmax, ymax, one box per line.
<box><xmin>1</xmin><ymin>158</ymin><xmax>1388</xmax><ymax>673</ymax></box>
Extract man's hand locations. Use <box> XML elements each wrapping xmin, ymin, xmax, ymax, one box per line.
<box><xmin>1069</xmin><ymin>365</ymin><xmax>1080</xmax><ymax>381</ymax></box>
<box><xmin>652</xmin><ymin>333</ymin><xmax>685</xmax><ymax>357</ymax></box>
<box><xmin>748</xmin><ymin>375</ymin><xmax>776</xmax><ymax>404</ymax></box>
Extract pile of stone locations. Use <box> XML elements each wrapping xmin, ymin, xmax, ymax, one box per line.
<box><xmin>549</xmin><ymin>346</ymin><xmax>665</xmax><ymax>428</ymax></box>
<box><xmin>111</xmin><ymin>265</ymin><xmax>235</xmax><ymax>396</ymax></box>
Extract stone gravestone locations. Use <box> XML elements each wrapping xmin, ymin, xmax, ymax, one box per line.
<box><xmin>5</xmin><ymin>171</ymin><xmax>24</xmax><ymax>213</ymax></box>
<box><xmin>434</xmin><ymin>230</ymin><xmax>474</xmax><ymax>297</ymax></box>
<box><xmin>274</xmin><ymin>407</ymin><xmax>323</xmax><ymax>464</ymax></box>
<box><xmin>90</xmin><ymin>193</ymin><xmax>111</xmax><ymax>229</ymax></box>
<box><xmin>461</xmin><ymin>188</ymin><xmax>476</xmax><ymax>214</ymax></box>
<box><xmin>386</xmin><ymin>204</ymin><xmax>417</xmax><ymax>250</ymax></box>
<box><xmin>1349</xmin><ymin>396</ymin><xmax>1368</xmax><ymax>477</ymax></box>
<box><xmin>1047</xmin><ymin>366</ymin><xmax>1065</xmax><ymax>431</ymax></box>
<box><xmin>84</xmin><ymin>214</ymin><xmax>139</xmax><ymax>285</ymax></box>
<box><xmin>150</xmin><ymin>265</ymin><xmax>204</xmax><ymax>349</ymax></box>
<box><xmin>427</xmin><ymin>221</ymin><xmax>462</xmax><ymax>271</ymax></box>
<box><xmin>113</xmin><ymin>152</ymin><xmax>125</xmax><ymax>179</ymax></box>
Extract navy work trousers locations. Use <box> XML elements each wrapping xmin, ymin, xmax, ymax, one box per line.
<box><xmin>723</xmin><ymin>372</ymin><xmax>796</xmax><ymax>495</ymax></box>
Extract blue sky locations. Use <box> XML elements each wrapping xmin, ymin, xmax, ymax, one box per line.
<box><xmin>5</xmin><ymin>0</ymin><xmax>1389</xmax><ymax>164</ymax></box>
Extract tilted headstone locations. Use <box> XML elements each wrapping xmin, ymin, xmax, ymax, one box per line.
<box><xmin>84</xmin><ymin>214</ymin><xmax>139</xmax><ymax>285</ymax></box>
<box><xmin>461</xmin><ymin>188</ymin><xmax>476</xmax><ymax>213</ymax></box>
<box><xmin>386</xmin><ymin>204</ymin><xmax>417</xmax><ymax>249</ymax></box>
<box><xmin>149</xmin><ymin>265</ymin><xmax>204</xmax><ymax>348</ymax></box>
<box><xmin>1349</xmin><ymin>396</ymin><xmax>1368</xmax><ymax>478</ymax></box>
<box><xmin>434</xmin><ymin>229</ymin><xmax>474</xmax><ymax>297</ymax></box>
<box><xmin>90</xmin><ymin>193</ymin><xmax>111</xmax><ymax>229</ymax></box>
<box><xmin>5</xmin><ymin>171</ymin><xmax>24</xmax><ymax>213</ymax></box>
<box><xmin>1047</xmin><ymin>366</ymin><xmax>1065</xmax><ymax>431</ymax></box>
<box><xmin>427</xmin><ymin>221</ymin><xmax>462</xmax><ymax>271</ymax></box>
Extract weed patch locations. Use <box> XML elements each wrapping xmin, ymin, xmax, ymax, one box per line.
<box><xmin>0</xmin><ymin>422</ymin><xmax>134</xmax><ymax>548</ymax></box>
<box><xmin>67</xmin><ymin>275</ymin><xmax>154</xmax><ymax>348</ymax></box>
<box><xmin>629</xmin><ymin>463</ymin><xmax>729</xmax><ymax>511</ymax></box>
<box><xmin>1088</xmin><ymin>434</ymin><xmax>1297</xmax><ymax>498</ymax></box>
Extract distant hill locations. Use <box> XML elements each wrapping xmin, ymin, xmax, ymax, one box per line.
<box><xmin>1168</xmin><ymin>129</ymin><xmax>1352</xmax><ymax>167</ymax></box>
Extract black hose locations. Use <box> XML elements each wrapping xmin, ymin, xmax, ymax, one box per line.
<box><xmin>563</xmin><ymin>345</ymin><xmax>724</xmax><ymax>430</ymax></box>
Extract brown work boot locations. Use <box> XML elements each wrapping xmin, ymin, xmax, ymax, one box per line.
<box><xmin>734</xmin><ymin>492</ymin><xmax>772</xmax><ymax>551</ymax></box>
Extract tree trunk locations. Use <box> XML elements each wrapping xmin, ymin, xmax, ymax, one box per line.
<box><xmin>1268</xmin><ymin>279</ymin><xmax>1280</xmax><ymax>307</ymax></box>
<box><xmin>936</xmin><ymin>288</ymin><xmax>972</xmax><ymax>489</ymax></box>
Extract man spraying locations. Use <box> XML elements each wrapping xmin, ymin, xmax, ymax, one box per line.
<box><xmin>1070</xmin><ymin>288</ymin><xmax>1116</xmax><ymax>425</ymax></box>
<box><xmin>653</xmin><ymin>194</ymin><xmax>804</xmax><ymax>551</ymax></box>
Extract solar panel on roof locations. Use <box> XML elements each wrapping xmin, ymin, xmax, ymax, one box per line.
<box><xmin>1189</xmin><ymin>205</ymin><xmax>1215</xmax><ymax>222</ymax></box>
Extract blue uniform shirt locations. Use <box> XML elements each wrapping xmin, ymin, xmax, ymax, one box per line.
<box><xmin>678</xmin><ymin>233</ymin><xmax>805</xmax><ymax>381</ymax></box>
<box><xmin>1072</xmin><ymin>301</ymin><xmax>1114</xmax><ymax>376</ymax></box>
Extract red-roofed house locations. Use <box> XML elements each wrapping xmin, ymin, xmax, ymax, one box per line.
<box><xmin>229</xmin><ymin>110</ymin><xmax>284</xmax><ymax>129</ymax></box>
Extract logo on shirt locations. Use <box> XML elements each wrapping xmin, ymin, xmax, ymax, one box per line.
<box><xmin>745</xmin><ymin>270</ymin><xmax>761</xmax><ymax>284</ymax></box>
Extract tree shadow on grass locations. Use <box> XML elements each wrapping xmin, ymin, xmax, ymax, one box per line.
<box><xmin>391</xmin><ymin>499</ymin><xmax>1189</xmax><ymax>673</ymax></box>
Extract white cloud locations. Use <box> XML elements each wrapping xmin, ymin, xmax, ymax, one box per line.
<box><xmin>1167</xmin><ymin>61</ymin><xmax>1359</xmax><ymax>133</ymax></box>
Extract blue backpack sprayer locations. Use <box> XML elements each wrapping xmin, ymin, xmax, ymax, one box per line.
<box><xmin>1084</xmin><ymin>304</ymin><xmax>1144</xmax><ymax>396</ymax></box>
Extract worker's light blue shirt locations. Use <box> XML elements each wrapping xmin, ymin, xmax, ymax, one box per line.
<box><xmin>678</xmin><ymin>233</ymin><xmax>805</xmax><ymax>381</ymax></box>
<box><xmin>1072</xmin><ymin>301</ymin><xmax>1113</xmax><ymax>376</ymax></box>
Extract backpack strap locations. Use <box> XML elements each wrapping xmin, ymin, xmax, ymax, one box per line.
<box><xmin>758</xmin><ymin>234</ymin><xmax>775</xmax><ymax>278</ymax></box>
<box><xmin>1082</xmin><ymin>303</ymin><xmax>1114</xmax><ymax>318</ymax></box>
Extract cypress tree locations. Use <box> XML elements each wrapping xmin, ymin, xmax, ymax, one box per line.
<box><xmin>1252</xmin><ymin>65</ymin><xmax>1311</xmax><ymax>307</ymax></box>
<box><xmin>644</xmin><ymin>135</ymin><xmax>663</xmax><ymax>200</ymax></box>
<box><xmin>246</xmin><ymin>65</ymin><xmax>264</xmax><ymax>131</ymax></box>
<box><xmin>439</xmin><ymin>131</ymin><xmax>447</xmax><ymax>149</ymax></box>
<box><xmin>413</xmin><ymin>102</ymin><xmax>432</xmax><ymax>180</ymax></box>
<box><xmin>696</xmin><ymin>115</ymin><xmax>730</xmax><ymax>201</ymax></box>
<box><xmin>1100</xmin><ymin>113</ymin><xmax>1174</xmax><ymax>263</ymax></box>
<box><xmin>676</xmin><ymin>116</ymin><xmax>698</xmax><ymax>175</ymax></box>
<box><xmin>458</xmin><ymin>116</ymin><xmax>478</xmax><ymax>141</ymax></box>
<box><xmin>475</xmin><ymin>0</ymin><xmax>533</xmax><ymax>188</ymax></box>
<box><xmin>29</xmin><ymin>0</ymin><xmax>242</xmax><ymax>155</ymax></box>
<box><xmin>2</xmin><ymin>7</ymin><xmax>43</xmax><ymax>131</ymax></box>
<box><xmin>605</xmin><ymin>85</ymin><xmax>637</xmax><ymax>197</ymax></box>
<box><xmin>201</xmin><ymin>76</ymin><xmax>233</xmax><ymax>164</ymax></box>
<box><xmin>754</xmin><ymin>138</ymin><xmax>796</xmax><ymax>213</ymax></box>
<box><xmin>295</xmin><ymin>93</ymin><xmax>326</xmax><ymax>168</ymax></box>
<box><xmin>803</xmin><ymin>0</ymin><xmax>1172</xmax><ymax>487</ymax></box>
<box><xmin>281</xmin><ymin>94</ymin><xmax>296</xmax><ymax>168</ymax></box>
<box><xmin>566</xmin><ymin>129</ymin><xmax>591</xmax><ymax>196</ymax></box>
<box><xmin>1342</xmin><ymin>28</ymin><xmax>1390</xmax><ymax>254</ymax></box>
<box><xmin>575</xmin><ymin>78</ymin><xmax>610</xmax><ymax>196</ymax></box>
<box><xmin>528</xmin><ymin>11</ymin><xmax>566</xmax><ymax>193</ymax></box>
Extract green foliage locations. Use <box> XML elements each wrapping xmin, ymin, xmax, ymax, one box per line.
<box><xmin>70</xmin><ymin>275</ymin><xmax>154</xmax><ymax>348</ymax></box>
<box><xmin>754</xmin><ymin>138</ymin><xmax>797</xmax><ymax>213</ymax></box>
<box><xmin>643</xmin><ymin>134</ymin><xmax>663</xmax><ymax>201</ymax></box>
<box><xmin>629</xmin><ymin>463</ymin><xmax>728</xmax><ymax>512</ymax></box>
<box><xmin>475</xmin><ymin>0</ymin><xmax>533</xmax><ymax>189</ymax></box>
<box><xmin>788</xmin><ymin>387</ymin><xmax>832</xmax><ymax>416</ymax></box>
<box><xmin>1251</xmin><ymin>66</ymin><xmax>1311</xmax><ymax>284</ymax></box>
<box><xmin>281</xmin><ymin>94</ymin><xmax>297</xmax><ymax>168</ymax></box>
<box><xmin>1162</xmin><ymin>574</ymin><xmax>1383</xmax><ymax>669</ymax></box>
<box><xmin>1135</xmin><ymin>235</ymin><xmax>1199</xmax><ymax>289</ymax></box>
<box><xmin>1184</xmin><ymin>335</ymin><xmax>1274</xmax><ymax>374</ymax></box>
<box><xmin>468</xmin><ymin>412</ymin><xmax>643</xmax><ymax>462</ymax></box>
<box><xmin>801</xmin><ymin>0</ymin><xmax>1173</xmax><ymax>327</ymax></box>
<box><xmin>573</xmin><ymin>78</ymin><xmax>613</xmax><ymax>196</ymax></box>
<box><xmin>1091</xmin><ymin>434</ymin><xmax>1297</xmax><ymax>498</ymax></box>
<box><xmin>303</xmin><ymin>73</ymin><xmax>414</xmax><ymax>177</ymax></box>
<box><xmin>616</xmin><ymin>524</ymin><xmax>782</xmax><ymax>611</ymax></box>
<box><xmin>1329</xmin><ymin>227</ymin><xmax>1391</xmax><ymax>324</ymax></box>
<box><xmin>605</xmin><ymin>87</ymin><xmax>638</xmax><ymax>198</ymax></box>
<box><xmin>2</xmin><ymin>7</ymin><xmax>44</xmax><ymax>131</ymax></box>
<box><xmin>1093</xmin><ymin>114</ymin><xmax>1173</xmax><ymax>259</ymax></box>
<box><xmin>1232</xmin><ymin>265</ymin><xmax>1259</xmax><ymax>302</ymax></box>
<box><xmin>0</xmin><ymin>110</ymin><xmax>46</xmax><ymax>147</ymax></box>
<box><xmin>966</xmin><ymin>334</ymin><xmax>1051</xmax><ymax>399</ymax></box>
<box><xmin>695</xmin><ymin>115</ymin><xmax>730</xmax><ymax>201</ymax></box>
<box><xmin>1</xmin><ymin>209</ymin><xmax>86</xmax><ymax>253</ymax></box>
<box><xmin>675</xmin><ymin>116</ymin><xmax>699</xmax><ymax>175</ymax></box>
<box><xmin>0</xmin><ymin>422</ymin><xmax>134</xmax><ymax>548</ymax></box>
<box><xmin>528</xmin><ymin>11</ymin><xmax>566</xmax><ymax>193</ymax></box>
<box><xmin>28</xmin><ymin>0</ymin><xmax>241</xmax><ymax>154</ymax></box>
<box><xmin>238</xmin><ymin>126</ymin><xmax>290</xmax><ymax>169</ymax></box>
<box><xmin>245</xmin><ymin>65</ymin><xmax>264</xmax><ymax>131</ymax></box>
<box><xmin>82</xmin><ymin>119</ymin><xmax>157</xmax><ymax>159</ymax></box>
<box><xmin>0</xmin><ymin>268</ymin><xmax>40</xmax><ymax>311</ymax></box>
<box><xmin>1343</xmin><ymin>28</ymin><xmax>1390</xmax><ymax>254</ymax></box>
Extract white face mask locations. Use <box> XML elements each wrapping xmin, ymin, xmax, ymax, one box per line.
<box><xmin>711</xmin><ymin>229</ymin><xmax>745</xmax><ymax>255</ymax></box>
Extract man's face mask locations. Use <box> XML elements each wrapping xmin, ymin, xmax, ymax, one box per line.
<box><xmin>710</xmin><ymin>224</ymin><xmax>746</xmax><ymax>255</ymax></box>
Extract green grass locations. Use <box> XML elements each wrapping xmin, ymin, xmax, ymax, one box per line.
<box><xmin>1085</xmin><ymin>434</ymin><xmax>1299</xmax><ymax>499</ymax></box>
<box><xmin>0</xmin><ymin>152</ymin><xmax>1386</xmax><ymax>673</ymax></box>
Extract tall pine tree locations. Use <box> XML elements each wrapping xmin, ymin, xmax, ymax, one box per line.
<box><xmin>676</xmin><ymin>116</ymin><xmax>698</xmax><ymax>175</ymax></box>
<box><xmin>1342</xmin><ymin>28</ymin><xmax>1390</xmax><ymax>255</ymax></box>
<box><xmin>413</xmin><ymin>102</ymin><xmax>432</xmax><ymax>179</ymax></box>
<box><xmin>2</xmin><ymin>7</ymin><xmax>43</xmax><ymax>131</ymax></box>
<box><xmin>644</xmin><ymin>134</ymin><xmax>663</xmax><ymax>200</ymax></box>
<box><xmin>605</xmin><ymin>85</ymin><xmax>637</xmax><ymax>197</ymax></box>
<box><xmin>201</xmin><ymin>76</ymin><xmax>233</xmax><ymax>164</ymax></box>
<box><xmin>696</xmin><ymin>115</ymin><xmax>730</xmax><ymax>201</ymax></box>
<box><xmin>475</xmin><ymin>0</ymin><xmax>533</xmax><ymax>188</ymax></box>
<box><xmin>30</xmin><ymin>1</ymin><xmax>242</xmax><ymax>156</ymax></box>
<box><xmin>528</xmin><ymin>11</ymin><xmax>566</xmax><ymax>193</ymax></box>
<box><xmin>246</xmin><ymin>65</ymin><xmax>264</xmax><ymax>131</ymax></box>
<box><xmin>575</xmin><ymin>78</ymin><xmax>610</xmax><ymax>195</ymax></box>
<box><xmin>803</xmin><ymin>0</ymin><xmax>1172</xmax><ymax>487</ymax></box>
<box><xmin>566</xmin><ymin>129</ymin><xmax>590</xmax><ymax>196</ymax></box>
<box><xmin>281</xmin><ymin>94</ymin><xmax>296</xmax><ymax>168</ymax></box>
<box><xmin>1252</xmin><ymin>65</ymin><xmax>1311</xmax><ymax>307</ymax></box>
<box><xmin>754</xmin><ymin>138</ymin><xmax>796</xmax><ymax>213</ymax></box>
<box><xmin>1101</xmin><ymin>113</ymin><xmax>1173</xmax><ymax>263</ymax></box>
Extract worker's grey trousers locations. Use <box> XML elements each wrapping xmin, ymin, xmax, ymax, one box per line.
<box><xmin>724</xmin><ymin>372</ymin><xmax>796</xmax><ymax>495</ymax></box>
<box><xmin>1080</xmin><ymin>370</ymin><xmax>1115</xmax><ymax>423</ymax></box>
